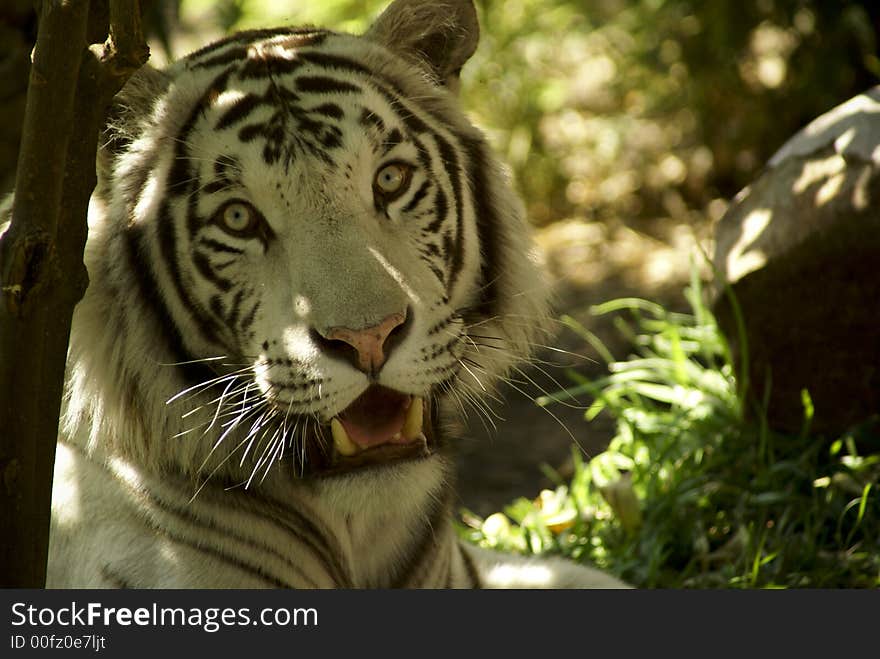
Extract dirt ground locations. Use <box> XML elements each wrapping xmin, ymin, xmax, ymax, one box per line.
<box><xmin>454</xmin><ymin>217</ymin><xmax>708</xmax><ymax>516</ymax></box>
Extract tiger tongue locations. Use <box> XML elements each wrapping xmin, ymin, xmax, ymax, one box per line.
<box><xmin>339</xmin><ymin>386</ymin><xmax>411</xmax><ymax>448</ymax></box>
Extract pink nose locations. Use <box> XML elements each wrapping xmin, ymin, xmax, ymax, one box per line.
<box><xmin>323</xmin><ymin>311</ymin><xmax>407</xmax><ymax>374</ymax></box>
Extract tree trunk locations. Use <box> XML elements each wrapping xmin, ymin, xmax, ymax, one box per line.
<box><xmin>0</xmin><ymin>0</ymin><xmax>148</xmax><ymax>588</ymax></box>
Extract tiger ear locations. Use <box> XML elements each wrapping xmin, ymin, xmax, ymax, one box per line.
<box><xmin>366</xmin><ymin>0</ymin><xmax>480</xmax><ymax>92</ymax></box>
<box><xmin>101</xmin><ymin>65</ymin><xmax>169</xmax><ymax>158</ymax></box>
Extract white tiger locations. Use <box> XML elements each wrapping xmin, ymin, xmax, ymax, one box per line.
<box><xmin>11</xmin><ymin>0</ymin><xmax>627</xmax><ymax>588</ymax></box>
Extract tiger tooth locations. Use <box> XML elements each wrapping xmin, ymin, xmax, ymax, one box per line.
<box><xmin>402</xmin><ymin>397</ymin><xmax>423</xmax><ymax>440</ymax></box>
<box><xmin>331</xmin><ymin>418</ymin><xmax>359</xmax><ymax>457</ymax></box>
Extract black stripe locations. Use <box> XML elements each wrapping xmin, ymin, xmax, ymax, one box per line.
<box><xmin>236</xmin><ymin>56</ymin><xmax>271</xmax><ymax>81</ymax></box>
<box><xmin>392</xmin><ymin>486</ymin><xmax>454</xmax><ymax>588</ymax></box>
<box><xmin>168</xmin><ymin>71</ymin><xmax>232</xmax><ymax>197</ymax></box>
<box><xmin>428</xmin><ymin>263</ymin><xmax>445</xmax><ymax>285</ymax></box>
<box><xmin>238</xmin><ymin>121</ymin><xmax>274</xmax><ymax>143</ymax></box>
<box><xmin>167</xmin><ymin>147</ymin><xmax>193</xmax><ymax>198</ymax></box>
<box><xmin>193</xmin><ymin>45</ymin><xmax>249</xmax><ymax>70</ymax></box>
<box><xmin>442</xmin><ymin>232</ymin><xmax>455</xmax><ymax>272</ymax></box>
<box><xmin>133</xmin><ymin>459</ymin><xmax>341</xmax><ymax>588</ymax></box>
<box><xmin>227</xmin><ymin>288</ymin><xmax>246</xmax><ymax>327</ymax></box>
<box><xmin>215</xmin><ymin>93</ymin><xmax>263</xmax><ymax>130</ymax></box>
<box><xmin>247</xmin><ymin>493</ymin><xmax>353</xmax><ymax>587</ymax></box>
<box><xmin>377</xmin><ymin>91</ymin><xmax>429</xmax><ymax>135</ymax></box>
<box><xmin>299</xmin><ymin>51</ymin><xmax>372</xmax><ymax>76</ymax></box>
<box><xmin>62</xmin><ymin>438</ymin><xmax>308</xmax><ymax>588</ymax></box>
<box><xmin>234</xmin><ymin>76</ymin><xmax>301</xmax><ymax>166</ymax></box>
<box><xmin>202</xmin><ymin>179</ymin><xmax>230</xmax><ymax>194</ymax></box>
<box><xmin>186</xmin><ymin>27</ymin><xmax>312</xmax><ymax>62</ymax></box>
<box><xmin>434</xmin><ymin>135</ymin><xmax>465</xmax><ymax>293</ymax></box>
<box><xmin>403</xmin><ymin>180</ymin><xmax>431</xmax><ymax>214</ymax></box>
<box><xmin>294</xmin><ymin>51</ymin><xmax>464</xmax><ymax>151</ymax></box>
<box><xmin>412</xmin><ymin>135</ymin><xmax>432</xmax><ymax>170</ymax></box>
<box><xmin>198</xmin><ymin>237</ymin><xmax>244</xmax><ymax>255</ymax></box>
<box><xmin>240</xmin><ymin>119</ymin><xmax>288</xmax><ymax>166</ymax></box>
<box><xmin>123</xmin><ymin>225</ymin><xmax>214</xmax><ymax>387</ymax></box>
<box><xmin>100</xmin><ymin>565</ymin><xmax>132</xmax><ymax>589</ymax></box>
<box><xmin>193</xmin><ymin>250</ymin><xmax>233</xmax><ymax>292</ymax></box>
<box><xmin>381</xmin><ymin>127</ymin><xmax>404</xmax><ymax>156</ymax></box>
<box><xmin>460</xmin><ymin>545</ymin><xmax>483</xmax><ymax>588</ymax></box>
<box><xmin>209</xmin><ymin>294</ymin><xmax>225</xmax><ymax>321</ymax></box>
<box><xmin>155</xmin><ymin>200</ymin><xmax>224</xmax><ymax>349</ymax></box>
<box><xmin>458</xmin><ymin>134</ymin><xmax>500</xmax><ymax>318</ymax></box>
<box><xmin>367</xmin><ymin>86</ymin><xmax>465</xmax><ymax>293</ymax></box>
<box><xmin>143</xmin><ymin>487</ymin><xmax>319</xmax><ymax>588</ymax></box>
<box><xmin>251</xmin><ymin>54</ymin><xmax>303</xmax><ymax>79</ymax></box>
<box><xmin>359</xmin><ymin>108</ymin><xmax>385</xmax><ymax>133</ymax></box>
<box><xmin>419</xmin><ymin>242</ymin><xmax>441</xmax><ymax>258</ymax></box>
<box><xmin>185</xmin><ymin>179</ymin><xmax>203</xmax><ymax>242</ymax></box>
<box><xmin>169</xmin><ymin>538</ymin><xmax>292</xmax><ymax>587</ymax></box>
<box><xmin>240</xmin><ymin>301</ymin><xmax>260</xmax><ymax>332</ymax></box>
<box><xmin>214</xmin><ymin>154</ymin><xmax>241</xmax><ymax>180</ymax></box>
<box><xmin>297</xmin><ymin>49</ymin><xmax>456</xmax><ymax>133</ymax></box>
<box><xmin>212</xmin><ymin>259</ymin><xmax>236</xmax><ymax>271</ymax></box>
<box><xmin>425</xmin><ymin>187</ymin><xmax>447</xmax><ymax>233</ymax></box>
<box><xmin>203</xmin><ymin>155</ymin><xmax>241</xmax><ymax>194</ymax></box>
<box><xmin>320</xmin><ymin>128</ymin><xmax>342</xmax><ymax>149</ymax></box>
<box><xmin>310</xmin><ymin>102</ymin><xmax>344</xmax><ymax>120</ymax></box>
<box><xmin>296</xmin><ymin>117</ymin><xmax>342</xmax><ymax>149</ymax></box>
<box><xmin>295</xmin><ymin>76</ymin><xmax>360</xmax><ymax>95</ymax></box>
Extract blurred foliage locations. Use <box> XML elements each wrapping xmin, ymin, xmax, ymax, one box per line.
<box><xmin>160</xmin><ymin>0</ymin><xmax>879</xmax><ymax>229</ymax></box>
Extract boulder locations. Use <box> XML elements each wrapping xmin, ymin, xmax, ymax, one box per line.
<box><xmin>713</xmin><ymin>86</ymin><xmax>880</xmax><ymax>434</ymax></box>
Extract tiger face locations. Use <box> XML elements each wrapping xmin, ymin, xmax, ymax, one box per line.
<box><xmin>72</xmin><ymin>0</ymin><xmax>546</xmax><ymax>484</ymax></box>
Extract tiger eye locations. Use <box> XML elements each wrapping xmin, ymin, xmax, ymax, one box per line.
<box><xmin>374</xmin><ymin>163</ymin><xmax>412</xmax><ymax>198</ymax></box>
<box><xmin>216</xmin><ymin>201</ymin><xmax>260</xmax><ymax>237</ymax></box>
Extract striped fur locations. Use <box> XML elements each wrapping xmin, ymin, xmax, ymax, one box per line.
<box><xmin>29</xmin><ymin>0</ymin><xmax>627</xmax><ymax>588</ymax></box>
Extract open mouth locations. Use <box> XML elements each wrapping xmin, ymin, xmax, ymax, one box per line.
<box><xmin>319</xmin><ymin>385</ymin><xmax>434</xmax><ymax>475</ymax></box>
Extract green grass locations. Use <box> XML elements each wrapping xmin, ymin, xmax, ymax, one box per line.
<box><xmin>459</xmin><ymin>271</ymin><xmax>880</xmax><ymax>588</ymax></box>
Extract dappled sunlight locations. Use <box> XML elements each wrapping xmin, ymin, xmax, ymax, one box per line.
<box><xmin>533</xmin><ymin>218</ymin><xmax>707</xmax><ymax>295</ymax></box>
<box><xmin>793</xmin><ymin>154</ymin><xmax>846</xmax><ymax>195</ymax></box>
<box><xmin>483</xmin><ymin>562</ymin><xmax>556</xmax><ymax>589</ymax></box>
<box><xmin>723</xmin><ymin>207</ymin><xmax>771</xmax><ymax>281</ymax></box>
<box><xmin>293</xmin><ymin>294</ymin><xmax>311</xmax><ymax>318</ymax></box>
<box><xmin>366</xmin><ymin>246</ymin><xmax>422</xmax><ymax>306</ymax></box>
<box><xmin>48</xmin><ymin>445</ymin><xmax>82</xmax><ymax>530</ymax></box>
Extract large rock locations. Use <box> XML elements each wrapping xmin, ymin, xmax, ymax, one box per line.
<box><xmin>713</xmin><ymin>87</ymin><xmax>880</xmax><ymax>434</ymax></box>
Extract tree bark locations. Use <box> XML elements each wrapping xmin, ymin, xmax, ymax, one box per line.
<box><xmin>0</xmin><ymin>0</ymin><xmax>147</xmax><ymax>588</ymax></box>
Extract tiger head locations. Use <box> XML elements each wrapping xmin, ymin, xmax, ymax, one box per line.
<box><xmin>67</xmin><ymin>0</ymin><xmax>547</xmax><ymax>487</ymax></box>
